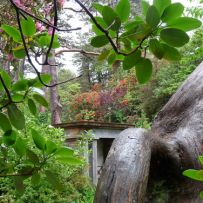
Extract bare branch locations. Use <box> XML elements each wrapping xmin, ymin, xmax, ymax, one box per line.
<box><xmin>55</xmin><ymin>49</ymin><xmax>100</xmax><ymax>56</ymax></box>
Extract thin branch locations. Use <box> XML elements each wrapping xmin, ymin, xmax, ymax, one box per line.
<box><xmin>64</xmin><ymin>7</ymin><xmax>84</xmax><ymax>13</ymax></box>
<box><xmin>0</xmin><ymin>75</ymin><xmax>12</xmax><ymax>102</ymax></box>
<box><xmin>55</xmin><ymin>49</ymin><xmax>100</xmax><ymax>56</ymax></box>
<box><xmin>74</xmin><ymin>0</ymin><xmax>124</xmax><ymax>55</ymax></box>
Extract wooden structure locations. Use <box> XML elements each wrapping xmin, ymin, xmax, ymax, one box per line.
<box><xmin>54</xmin><ymin>121</ymin><xmax>133</xmax><ymax>184</ymax></box>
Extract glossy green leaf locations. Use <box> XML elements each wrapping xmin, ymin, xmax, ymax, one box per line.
<box><xmin>161</xmin><ymin>3</ymin><xmax>184</xmax><ymax>23</ymax></box>
<box><xmin>92</xmin><ymin>3</ymin><xmax>104</xmax><ymax>14</ymax></box>
<box><xmin>0</xmin><ymin>113</ymin><xmax>12</xmax><ymax>132</ymax></box>
<box><xmin>27</xmin><ymin>98</ymin><xmax>37</xmax><ymax>116</ymax></box>
<box><xmin>13</xmin><ymin>49</ymin><xmax>26</xmax><ymax>59</ymax></box>
<box><xmin>12</xmin><ymin>94</ymin><xmax>24</xmax><ymax>102</ymax></box>
<box><xmin>183</xmin><ymin>169</ymin><xmax>203</xmax><ymax>181</ymax></box>
<box><xmin>123</xmin><ymin>50</ymin><xmax>141</xmax><ymax>70</ymax></box>
<box><xmin>21</xmin><ymin>17</ymin><xmax>36</xmax><ymax>37</ymax></box>
<box><xmin>38</xmin><ymin>34</ymin><xmax>60</xmax><ymax>49</ymax></box>
<box><xmin>153</xmin><ymin>0</ymin><xmax>171</xmax><ymax>16</ymax></box>
<box><xmin>26</xmin><ymin>149</ymin><xmax>39</xmax><ymax>164</ymax></box>
<box><xmin>98</xmin><ymin>49</ymin><xmax>110</xmax><ymax>61</ymax></box>
<box><xmin>146</xmin><ymin>6</ymin><xmax>160</xmax><ymax>29</ymax></box>
<box><xmin>31</xmin><ymin>173</ymin><xmax>40</xmax><ymax>186</ymax></box>
<box><xmin>135</xmin><ymin>58</ymin><xmax>153</xmax><ymax>84</ymax></box>
<box><xmin>141</xmin><ymin>1</ymin><xmax>150</xmax><ymax>16</ymax></box>
<box><xmin>55</xmin><ymin>147</ymin><xmax>74</xmax><ymax>157</ymax></box>
<box><xmin>33</xmin><ymin>94</ymin><xmax>49</xmax><ymax>108</ymax></box>
<box><xmin>7</xmin><ymin>104</ymin><xmax>25</xmax><ymax>130</ymax></box>
<box><xmin>108</xmin><ymin>53</ymin><xmax>117</xmax><ymax>65</ymax></box>
<box><xmin>102</xmin><ymin>6</ymin><xmax>121</xmax><ymax>31</ymax></box>
<box><xmin>45</xmin><ymin>170</ymin><xmax>63</xmax><ymax>191</ymax></box>
<box><xmin>56</xmin><ymin>157</ymin><xmax>83</xmax><ymax>165</ymax></box>
<box><xmin>167</xmin><ymin>17</ymin><xmax>202</xmax><ymax>32</ymax></box>
<box><xmin>91</xmin><ymin>35</ymin><xmax>109</xmax><ymax>48</ymax></box>
<box><xmin>0</xmin><ymin>69</ymin><xmax>11</xmax><ymax>90</ymax></box>
<box><xmin>115</xmin><ymin>0</ymin><xmax>130</xmax><ymax>22</ymax></box>
<box><xmin>3</xmin><ymin>130</ymin><xmax>17</xmax><ymax>146</ymax></box>
<box><xmin>45</xmin><ymin>140</ymin><xmax>57</xmax><ymax>155</ymax></box>
<box><xmin>31</xmin><ymin>129</ymin><xmax>46</xmax><ymax>151</ymax></box>
<box><xmin>161</xmin><ymin>43</ymin><xmax>181</xmax><ymax>61</ymax></box>
<box><xmin>33</xmin><ymin>74</ymin><xmax>52</xmax><ymax>87</ymax></box>
<box><xmin>149</xmin><ymin>39</ymin><xmax>164</xmax><ymax>59</ymax></box>
<box><xmin>13</xmin><ymin>137</ymin><xmax>26</xmax><ymax>157</ymax></box>
<box><xmin>1</xmin><ymin>25</ymin><xmax>21</xmax><ymax>42</ymax></box>
<box><xmin>12</xmin><ymin>79</ymin><xmax>28</xmax><ymax>91</ymax></box>
<box><xmin>160</xmin><ymin>28</ymin><xmax>189</xmax><ymax>47</ymax></box>
<box><xmin>124</xmin><ymin>20</ymin><xmax>143</xmax><ymax>31</ymax></box>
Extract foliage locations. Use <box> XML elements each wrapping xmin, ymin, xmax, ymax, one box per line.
<box><xmin>90</xmin><ymin>0</ymin><xmax>201</xmax><ymax>83</ymax></box>
<box><xmin>0</xmin><ymin>114</ymin><xmax>94</xmax><ymax>203</ymax></box>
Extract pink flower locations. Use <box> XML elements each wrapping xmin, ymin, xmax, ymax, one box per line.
<box><xmin>58</xmin><ymin>0</ymin><xmax>65</xmax><ymax>7</ymax></box>
<box><xmin>36</xmin><ymin>22</ymin><xmax>45</xmax><ymax>32</ymax></box>
<box><xmin>13</xmin><ymin>0</ymin><xmax>23</xmax><ymax>7</ymax></box>
<box><xmin>48</xmin><ymin>27</ymin><xmax>54</xmax><ymax>35</ymax></box>
<box><xmin>7</xmin><ymin>53</ymin><xmax>13</xmax><ymax>61</ymax></box>
<box><xmin>0</xmin><ymin>29</ymin><xmax>3</xmax><ymax>33</ymax></box>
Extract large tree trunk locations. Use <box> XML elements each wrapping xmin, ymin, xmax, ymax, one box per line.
<box><xmin>94</xmin><ymin>62</ymin><xmax>203</xmax><ymax>203</ymax></box>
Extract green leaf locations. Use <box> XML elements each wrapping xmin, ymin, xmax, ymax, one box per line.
<box><xmin>141</xmin><ymin>1</ymin><xmax>150</xmax><ymax>16</ymax></box>
<box><xmin>183</xmin><ymin>169</ymin><xmax>203</xmax><ymax>181</ymax></box>
<box><xmin>13</xmin><ymin>137</ymin><xmax>26</xmax><ymax>157</ymax></box>
<box><xmin>92</xmin><ymin>3</ymin><xmax>104</xmax><ymax>14</ymax></box>
<box><xmin>146</xmin><ymin>6</ymin><xmax>160</xmax><ymax>29</ymax></box>
<box><xmin>98</xmin><ymin>49</ymin><xmax>110</xmax><ymax>61</ymax></box>
<box><xmin>199</xmin><ymin>156</ymin><xmax>203</xmax><ymax>165</ymax></box>
<box><xmin>91</xmin><ymin>35</ymin><xmax>109</xmax><ymax>48</ymax></box>
<box><xmin>161</xmin><ymin>43</ymin><xmax>181</xmax><ymax>61</ymax></box>
<box><xmin>160</xmin><ymin>28</ymin><xmax>189</xmax><ymax>47</ymax></box>
<box><xmin>167</xmin><ymin>17</ymin><xmax>202</xmax><ymax>32</ymax></box>
<box><xmin>21</xmin><ymin>17</ymin><xmax>36</xmax><ymax>37</ymax></box>
<box><xmin>102</xmin><ymin>6</ymin><xmax>121</xmax><ymax>31</ymax></box>
<box><xmin>45</xmin><ymin>170</ymin><xmax>63</xmax><ymax>191</ymax></box>
<box><xmin>123</xmin><ymin>50</ymin><xmax>141</xmax><ymax>70</ymax></box>
<box><xmin>0</xmin><ymin>113</ymin><xmax>12</xmax><ymax>132</ymax></box>
<box><xmin>26</xmin><ymin>149</ymin><xmax>39</xmax><ymax>164</ymax></box>
<box><xmin>1</xmin><ymin>25</ymin><xmax>21</xmax><ymax>42</ymax></box>
<box><xmin>55</xmin><ymin>147</ymin><xmax>74</xmax><ymax>157</ymax></box>
<box><xmin>45</xmin><ymin>140</ymin><xmax>57</xmax><ymax>155</ymax></box>
<box><xmin>3</xmin><ymin>130</ymin><xmax>17</xmax><ymax>146</ymax></box>
<box><xmin>108</xmin><ymin>53</ymin><xmax>117</xmax><ymax>65</ymax></box>
<box><xmin>115</xmin><ymin>0</ymin><xmax>130</xmax><ymax>22</ymax></box>
<box><xmin>27</xmin><ymin>99</ymin><xmax>37</xmax><ymax>116</ymax></box>
<box><xmin>135</xmin><ymin>58</ymin><xmax>153</xmax><ymax>84</ymax></box>
<box><xmin>149</xmin><ymin>39</ymin><xmax>164</xmax><ymax>59</ymax></box>
<box><xmin>13</xmin><ymin>49</ymin><xmax>26</xmax><ymax>59</ymax></box>
<box><xmin>33</xmin><ymin>94</ymin><xmax>49</xmax><ymax>108</ymax></box>
<box><xmin>12</xmin><ymin>79</ymin><xmax>28</xmax><ymax>91</ymax></box>
<box><xmin>56</xmin><ymin>157</ymin><xmax>83</xmax><ymax>165</ymax></box>
<box><xmin>12</xmin><ymin>94</ymin><xmax>24</xmax><ymax>102</ymax></box>
<box><xmin>124</xmin><ymin>20</ymin><xmax>144</xmax><ymax>31</ymax></box>
<box><xmin>0</xmin><ymin>69</ymin><xmax>11</xmax><ymax>90</ymax></box>
<box><xmin>38</xmin><ymin>34</ymin><xmax>60</xmax><ymax>49</ymax></box>
<box><xmin>7</xmin><ymin>104</ymin><xmax>25</xmax><ymax>130</ymax></box>
<box><xmin>31</xmin><ymin>129</ymin><xmax>46</xmax><ymax>151</ymax></box>
<box><xmin>33</xmin><ymin>74</ymin><xmax>52</xmax><ymax>87</ymax></box>
<box><xmin>153</xmin><ymin>0</ymin><xmax>171</xmax><ymax>16</ymax></box>
<box><xmin>14</xmin><ymin>176</ymin><xmax>25</xmax><ymax>194</ymax></box>
<box><xmin>161</xmin><ymin>3</ymin><xmax>184</xmax><ymax>23</ymax></box>
<box><xmin>31</xmin><ymin>173</ymin><xmax>40</xmax><ymax>186</ymax></box>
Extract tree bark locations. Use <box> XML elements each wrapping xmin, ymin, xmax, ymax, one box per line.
<box><xmin>94</xmin><ymin>62</ymin><xmax>203</xmax><ymax>203</ymax></box>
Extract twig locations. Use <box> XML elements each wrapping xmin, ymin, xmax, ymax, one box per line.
<box><xmin>55</xmin><ymin>48</ymin><xmax>100</xmax><ymax>56</ymax></box>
